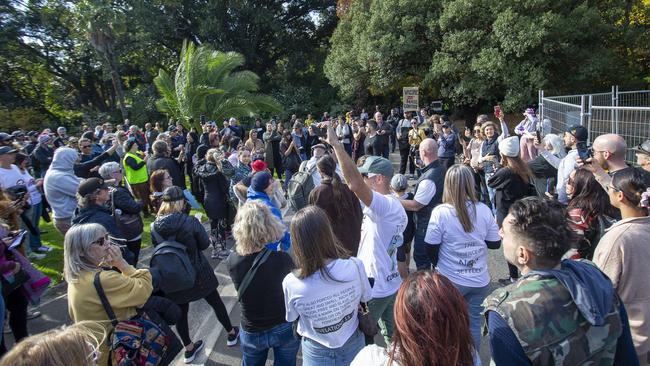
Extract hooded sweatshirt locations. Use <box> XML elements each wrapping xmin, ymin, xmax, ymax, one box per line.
<box><xmin>247</xmin><ymin>187</ymin><xmax>290</xmax><ymax>251</ymax></box>
<box><xmin>44</xmin><ymin>148</ymin><xmax>82</xmax><ymax>219</ymax></box>
<box><xmin>487</xmin><ymin>260</ymin><xmax>637</xmax><ymax>365</ymax></box>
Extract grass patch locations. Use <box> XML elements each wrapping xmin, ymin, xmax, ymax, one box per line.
<box><xmin>31</xmin><ymin>208</ymin><xmax>205</xmax><ymax>285</ymax></box>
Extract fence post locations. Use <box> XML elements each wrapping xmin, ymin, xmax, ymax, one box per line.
<box><xmin>580</xmin><ymin>95</ymin><xmax>586</xmax><ymax>126</ymax></box>
<box><xmin>614</xmin><ymin>85</ymin><xmax>619</xmax><ymax>134</ymax></box>
<box><xmin>539</xmin><ymin>90</ymin><xmax>544</xmax><ymax>122</ymax></box>
<box><xmin>587</xmin><ymin>94</ymin><xmax>594</xmax><ymax>144</ymax></box>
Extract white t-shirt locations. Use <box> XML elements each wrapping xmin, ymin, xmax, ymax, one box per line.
<box><xmin>413</xmin><ymin>179</ymin><xmax>436</xmax><ymax>205</ymax></box>
<box><xmin>358</xmin><ymin>191</ymin><xmax>408</xmax><ymax>298</ymax></box>
<box><xmin>283</xmin><ymin>257</ymin><xmax>372</xmax><ymax>348</ymax></box>
<box><xmin>425</xmin><ymin>201</ymin><xmax>499</xmax><ymax>287</ymax></box>
<box><xmin>351</xmin><ymin>344</ymin><xmax>394</xmax><ymax>366</ymax></box>
<box><xmin>0</xmin><ymin>165</ymin><xmax>42</xmax><ymax>205</ymax></box>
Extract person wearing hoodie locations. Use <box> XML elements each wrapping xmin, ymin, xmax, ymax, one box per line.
<box><xmin>246</xmin><ymin>171</ymin><xmax>290</xmax><ymax>251</ymax></box>
<box><xmin>484</xmin><ymin>197</ymin><xmax>637</xmax><ymax>365</ymax></box>
<box><xmin>44</xmin><ymin>147</ymin><xmax>82</xmax><ymax>235</ymax></box>
<box><xmin>151</xmin><ymin>186</ymin><xmax>239</xmax><ymax>363</ymax></box>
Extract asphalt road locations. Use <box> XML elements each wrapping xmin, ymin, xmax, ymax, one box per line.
<box><xmin>5</xmin><ymin>150</ymin><xmax>511</xmax><ymax>365</ymax></box>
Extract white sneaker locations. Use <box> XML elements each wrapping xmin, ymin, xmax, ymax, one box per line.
<box><xmin>36</xmin><ymin>245</ymin><xmax>53</xmax><ymax>252</ymax></box>
<box><xmin>28</xmin><ymin>252</ymin><xmax>46</xmax><ymax>260</ymax></box>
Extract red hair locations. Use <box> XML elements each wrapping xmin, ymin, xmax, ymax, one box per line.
<box><xmin>389</xmin><ymin>271</ymin><xmax>474</xmax><ymax>366</ymax></box>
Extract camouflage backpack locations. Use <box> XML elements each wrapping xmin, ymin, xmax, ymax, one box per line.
<box><xmin>483</xmin><ymin>273</ymin><xmax>622</xmax><ymax>366</ymax></box>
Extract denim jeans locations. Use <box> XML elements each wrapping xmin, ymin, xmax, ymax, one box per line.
<box><xmin>283</xmin><ymin>170</ymin><xmax>294</xmax><ymax>191</ymax></box>
<box><xmin>367</xmin><ymin>293</ymin><xmax>397</xmax><ymax>346</ymax></box>
<box><xmin>452</xmin><ymin>282</ymin><xmax>490</xmax><ymax>363</ymax></box>
<box><xmin>239</xmin><ymin>322</ymin><xmax>300</xmax><ymax>366</ymax></box>
<box><xmin>484</xmin><ymin>173</ymin><xmax>496</xmax><ymax>215</ymax></box>
<box><xmin>301</xmin><ymin>329</ymin><xmax>364</xmax><ymax>366</ymax></box>
<box><xmin>412</xmin><ymin>220</ymin><xmax>431</xmax><ymax>270</ymax></box>
<box><xmin>28</xmin><ymin>202</ymin><xmax>43</xmax><ymax>251</ymax></box>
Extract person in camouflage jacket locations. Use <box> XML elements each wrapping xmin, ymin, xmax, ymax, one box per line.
<box><xmin>484</xmin><ymin>197</ymin><xmax>638</xmax><ymax>365</ymax></box>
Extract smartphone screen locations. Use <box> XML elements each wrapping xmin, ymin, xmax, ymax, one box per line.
<box><xmin>577</xmin><ymin>142</ymin><xmax>590</xmax><ymax>161</ymax></box>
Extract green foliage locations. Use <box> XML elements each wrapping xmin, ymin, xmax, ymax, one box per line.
<box><xmin>154</xmin><ymin>41</ymin><xmax>281</xmax><ymax>128</ymax></box>
<box><xmin>326</xmin><ymin>0</ymin><xmax>648</xmax><ymax>111</ymax></box>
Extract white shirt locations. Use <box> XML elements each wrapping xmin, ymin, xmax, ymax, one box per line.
<box><xmin>358</xmin><ymin>191</ymin><xmax>408</xmax><ymax>298</ymax></box>
<box><xmin>425</xmin><ymin>202</ymin><xmax>500</xmax><ymax>287</ymax></box>
<box><xmin>556</xmin><ymin>149</ymin><xmax>578</xmax><ymax>204</ymax></box>
<box><xmin>305</xmin><ymin>157</ymin><xmax>343</xmax><ymax>187</ymax></box>
<box><xmin>413</xmin><ymin>179</ymin><xmax>436</xmax><ymax>205</ymax></box>
<box><xmin>0</xmin><ymin>165</ymin><xmax>42</xmax><ymax>205</ymax></box>
<box><xmin>351</xmin><ymin>345</ymin><xmax>394</xmax><ymax>366</ymax></box>
<box><xmin>283</xmin><ymin>257</ymin><xmax>372</xmax><ymax>348</ymax></box>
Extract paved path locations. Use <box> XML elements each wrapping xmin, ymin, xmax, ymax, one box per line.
<box><xmin>7</xmin><ymin>150</ymin><xmax>511</xmax><ymax>365</ymax></box>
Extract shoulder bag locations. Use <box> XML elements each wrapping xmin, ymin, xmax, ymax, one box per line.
<box><xmin>236</xmin><ymin>249</ymin><xmax>271</xmax><ymax>301</ymax></box>
<box><xmin>353</xmin><ymin>259</ymin><xmax>379</xmax><ymax>337</ymax></box>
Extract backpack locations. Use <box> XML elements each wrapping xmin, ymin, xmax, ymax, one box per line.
<box><xmin>149</xmin><ymin>221</ymin><xmax>196</xmax><ymax>294</ymax></box>
<box><xmin>287</xmin><ymin>161</ymin><xmax>317</xmax><ymax>211</ymax></box>
<box><xmin>93</xmin><ymin>272</ymin><xmax>170</xmax><ymax>366</ymax></box>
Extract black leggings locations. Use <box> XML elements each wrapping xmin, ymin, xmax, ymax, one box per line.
<box><xmin>0</xmin><ymin>289</ymin><xmax>29</xmax><ymax>356</ymax></box>
<box><xmin>176</xmin><ymin>289</ymin><xmax>233</xmax><ymax>346</ymax></box>
<box><xmin>126</xmin><ymin>238</ymin><xmax>142</xmax><ymax>266</ymax></box>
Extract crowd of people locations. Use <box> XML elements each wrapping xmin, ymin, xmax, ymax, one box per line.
<box><xmin>0</xmin><ymin>106</ymin><xmax>649</xmax><ymax>365</ymax></box>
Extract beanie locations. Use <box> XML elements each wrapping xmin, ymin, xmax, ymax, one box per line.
<box><xmin>251</xmin><ymin>171</ymin><xmax>273</xmax><ymax>192</ymax></box>
<box><xmin>251</xmin><ymin>160</ymin><xmax>268</xmax><ymax>173</ymax></box>
<box><xmin>499</xmin><ymin>136</ymin><xmax>520</xmax><ymax>158</ymax></box>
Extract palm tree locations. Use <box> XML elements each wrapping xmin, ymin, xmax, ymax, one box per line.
<box><xmin>154</xmin><ymin>40</ymin><xmax>280</xmax><ymax>128</ymax></box>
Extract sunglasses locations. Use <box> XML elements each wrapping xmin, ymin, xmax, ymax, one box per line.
<box><xmin>81</xmin><ymin>145</ymin><xmax>91</xmax><ymax>149</ymax></box>
<box><xmin>91</xmin><ymin>235</ymin><xmax>109</xmax><ymax>247</ymax></box>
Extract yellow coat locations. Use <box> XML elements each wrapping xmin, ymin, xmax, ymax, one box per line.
<box><xmin>68</xmin><ymin>266</ymin><xmax>153</xmax><ymax>366</ymax></box>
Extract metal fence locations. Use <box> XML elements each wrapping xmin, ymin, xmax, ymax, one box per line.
<box><xmin>539</xmin><ymin>86</ymin><xmax>650</xmax><ymax>163</ymax></box>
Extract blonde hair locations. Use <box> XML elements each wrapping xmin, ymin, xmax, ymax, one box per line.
<box><xmin>233</xmin><ymin>200</ymin><xmax>285</xmax><ymax>255</ymax></box>
<box><xmin>63</xmin><ymin>223</ymin><xmax>106</xmax><ymax>282</ymax></box>
<box><xmin>442</xmin><ymin>165</ymin><xmax>478</xmax><ymax>233</ymax></box>
<box><xmin>157</xmin><ymin>199</ymin><xmax>185</xmax><ymax>216</ymax></box>
<box><xmin>0</xmin><ymin>321</ymin><xmax>105</xmax><ymax>366</ymax></box>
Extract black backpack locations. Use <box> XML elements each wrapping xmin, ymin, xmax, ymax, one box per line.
<box><xmin>149</xmin><ymin>221</ymin><xmax>196</xmax><ymax>294</ymax></box>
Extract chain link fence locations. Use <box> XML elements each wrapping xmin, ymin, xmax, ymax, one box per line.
<box><xmin>539</xmin><ymin>87</ymin><xmax>650</xmax><ymax>163</ymax></box>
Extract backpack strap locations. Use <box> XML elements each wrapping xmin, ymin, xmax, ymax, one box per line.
<box><xmin>93</xmin><ymin>272</ymin><xmax>119</xmax><ymax>327</ymax></box>
<box><xmin>150</xmin><ymin>217</ymin><xmax>183</xmax><ymax>244</ymax></box>
<box><xmin>237</xmin><ymin>249</ymin><xmax>272</xmax><ymax>301</ymax></box>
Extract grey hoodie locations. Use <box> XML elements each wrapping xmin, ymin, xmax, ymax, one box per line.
<box><xmin>44</xmin><ymin>148</ymin><xmax>82</xmax><ymax>219</ymax></box>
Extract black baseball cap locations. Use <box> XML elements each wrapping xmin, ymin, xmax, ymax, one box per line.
<box><xmin>632</xmin><ymin>140</ymin><xmax>650</xmax><ymax>156</ymax></box>
<box><xmin>565</xmin><ymin>124</ymin><xmax>588</xmax><ymax>142</ymax></box>
<box><xmin>77</xmin><ymin>178</ymin><xmax>109</xmax><ymax>196</ymax></box>
<box><xmin>0</xmin><ymin>146</ymin><xmax>17</xmax><ymax>155</ymax></box>
<box><xmin>162</xmin><ymin>186</ymin><xmax>185</xmax><ymax>202</ymax></box>
<box><xmin>0</xmin><ymin>133</ymin><xmax>13</xmax><ymax>143</ymax></box>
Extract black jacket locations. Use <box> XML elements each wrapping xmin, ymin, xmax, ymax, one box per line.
<box><xmin>151</xmin><ymin>212</ymin><xmax>217</xmax><ymax>304</ymax></box>
<box><xmin>72</xmin><ymin>203</ymin><xmax>123</xmax><ymax>239</ymax></box>
<box><xmin>487</xmin><ymin>167</ymin><xmax>535</xmax><ymax>227</ymax></box>
<box><xmin>31</xmin><ymin>144</ymin><xmax>54</xmax><ymax>177</ymax></box>
<box><xmin>111</xmin><ymin>185</ymin><xmax>143</xmax><ymax>215</ymax></box>
<box><xmin>194</xmin><ymin>162</ymin><xmax>230</xmax><ymax>221</ymax></box>
<box><xmin>74</xmin><ymin>151</ymin><xmax>112</xmax><ymax>179</ymax></box>
<box><xmin>147</xmin><ymin>154</ymin><xmax>186</xmax><ymax>189</ymax></box>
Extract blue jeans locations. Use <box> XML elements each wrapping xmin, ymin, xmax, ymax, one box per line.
<box><xmin>484</xmin><ymin>173</ymin><xmax>496</xmax><ymax>215</ymax></box>
<box><xmin>301</xmin><ymin>329</ymin><xmax>364</xmax><ymax>366</ymax></box>
<box><xmin>239</xmin><ymin>322</ymin><xmax>300</xmax><ymax>366</ymax></box>
<box><xmin>453</xmin><ymin>282</ymin><xmax>490</xmax><ymax>361</ymax></box>
<box><xmin>28</xmin><ymin>202</ymin><xmax>43</xmax><ymax>251</ymax></box>
<box><xmin>283</xmin><ymin>170</ymin><xmax>294</xmax><ymax>191</ymax></box>
<box><xmin>412</xmin><ymin>219</ymin><xmax>431</xmax><ymax>270</ymax></box>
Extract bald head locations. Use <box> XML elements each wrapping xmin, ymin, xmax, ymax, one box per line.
<box><xmin>592</xmin><ymin>134</ymin><xmax>628</xmax><ymax>171</ymax></box>
<box><xmin>419</xmin><ymin>138</ymin><xmax>439</xmax><ymax>165</ymax></box>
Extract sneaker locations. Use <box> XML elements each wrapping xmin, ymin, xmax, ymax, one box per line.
<box><xmin>211</xmin><ymin>247</ymin><xmax>219</xmax><ymax>259</ymax></box>
<box><xmin>28</xmin><ymin>252</ymin><xmax>46</xmax><ymax>260</ymax></box>
<box><xmin>183</xmin><ymin>340</ymin><xmax>204</xmax><ymax>363</ymax></box>
<box><xmin>216</xmin><ymin>248</ymin><xmax>232</xmax><ymax>260</ymax></box>
<box><xmin>36</xmin><ymin>245</ymin><xmax>53</xmax><ymax>253</ymax></box>
<box><xmin>226</xmin><ymin>326</ymin><xmax>239</xmax><ymax>347</ymax></box>
<box><xmin>27</xmin><ymin>310</ymin><xmax>42</xmax><ymax>320</ymax></box>
<box><xmin>498</xmin><ymin>277</ymin><xmax>517</xmax><ymax>286</ymax></box>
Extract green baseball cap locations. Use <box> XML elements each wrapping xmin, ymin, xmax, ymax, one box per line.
<box><xmin>358</xmin><ymin>156</ymin><xmax>394</xmax><ymax>178</ymax></box>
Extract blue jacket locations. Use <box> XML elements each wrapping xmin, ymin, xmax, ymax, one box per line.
<box><xmin>246</xmin><ymin>187</ymin><xmax>291</xmax><ymax>251</ymax></box>
<box><xmin>437</xmin><ymin>132</ymin><xmax>457</xmax><ymax>158</ymax></box>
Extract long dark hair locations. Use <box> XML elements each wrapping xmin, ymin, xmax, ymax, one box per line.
<box><xmin>389</xmin><ymin>271</ymin><xmax>474</xmax><ymax>366</ymax></box>
<box><xmin>289</xmin><ymin>206</ymin><xmax>349</xmax><ymax>280</ymax></box>
<box><xmin>315</xmin><ymin>155</ymin><xmax>357</xmax><ymax>219</ymax></box>
<box><xmin>567</xmin><ymin>168</ymin><xmax>617</xmax><ymax>218</ymax></box>
<box><xmin>501</xmin><ymin>154</ymin><xmax>534</xmax><ymax>183</ymax></box>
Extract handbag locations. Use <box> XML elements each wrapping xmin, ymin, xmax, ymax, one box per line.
<box><xmin>110</xmin><ymin>188</ymin><xmax>144</xmax><ymax>241</ymax></box>
<box><xmin>93</xmin><ymin>272</ymin><xmax>171</xmax><ymax>366</ymax></box>
<box><xmin>353</xmin><ymin>260</ymin><xmax>379</xmax><ymax>337</ymax></box>
<box><xmin>1</xmin><ymin>268</ymin><xmax>30</xmax><ymax>298</ymax></box>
